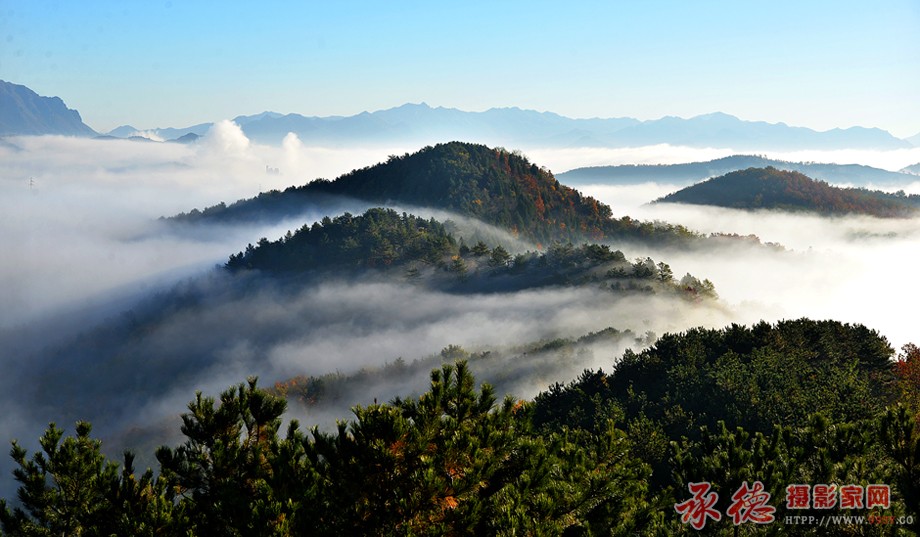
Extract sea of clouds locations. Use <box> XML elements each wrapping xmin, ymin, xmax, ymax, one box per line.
<box><xmin>1</xmin><ymin>124</ymin><xmax>918</xmax><ymax>494</ymax></box>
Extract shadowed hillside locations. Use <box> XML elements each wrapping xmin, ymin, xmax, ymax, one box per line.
<box><xmin>656</xmin><ymin>167</ymin><xmax>920</xmax><ymax>217</ymax></box>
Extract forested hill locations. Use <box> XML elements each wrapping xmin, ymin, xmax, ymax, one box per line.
<box><xmin>656</xmin><ymin>166</ymin><xmax>920</xmax><ymax>217</ymax></box>
<box><xmin>170</xmin><ymin>142</ymin><xmax>700</xmax><ymax>246</ymax></box>
<box><xmin>225</xmin><ymin>207</ymin><xmax>717</xmax><ymax>297</ymax></box>
<box><xmin>305</xmin><ymin>142</ymin><xmax>616</xmax><ymax>244</ymax></box>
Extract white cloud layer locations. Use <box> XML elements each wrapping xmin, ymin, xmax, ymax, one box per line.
<box><xmin>1</xmin><ymin>131</ymin><xmax>918</xmax><ymax>495</ymax></box>
<box><xmin>581</xmin><ymin>185</ymin><xmax>920</xmax><ymax>349</ymax></box>
<box><xmin>0</xmin><ymin>127</ymin><xmax>421</xmax><ymax>326</ymax></box>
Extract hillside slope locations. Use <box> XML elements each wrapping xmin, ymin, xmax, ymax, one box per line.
<box><xmin>17</xmin><ymin>207</ymin><xmax>716</xmax><ymax>441</ymax></box>
<box><xmin>225</xmin><ymin>207</ymin><xmax>717</xmax><ymax>297</ymax></box>
<box><xmin>171</xmin><ymin>142</ymin><xmax>700</xmax><ymax>246</ymax></box>
<box><xmin>656</xmin><ymin>167</ymin><xmax>920</xmax><ymax>217</ymax></box>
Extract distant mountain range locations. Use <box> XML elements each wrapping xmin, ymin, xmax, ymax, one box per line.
<box><xmin>105</xmin><ymin>123</ymin><xmax>211</xmax><ymax>141</ymax></box>
<box><xmin>2</xmin><ymin>80</ymin><xmax>915</xmax><ymax>151</ymax></box>
<box><xmin>558</xmin><ymin>155</ymin><xmax>919</xmax><ymax>188</ymax></box>
<box><xmin>0</xmin><ymin>80</ymin><xmax>97</xmax><ymax>137</ymax></box>
<box><xmin>655</xmin><ymin>167</ymin><xmax>920</xmax><ymax>218</ymax></box>
<box><xmin>116</xmin><ymin>105</ymin><xmax>911</xmax><ymax>151</ymax></box>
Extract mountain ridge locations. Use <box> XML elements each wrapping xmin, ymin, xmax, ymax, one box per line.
<box><xmin>111</xmin><ymin>102</ymin><xmax>910</xmax><ymax>150</ymax></box>
<box><xmin>1</xmin><ymin>80</ymin><xmax>911</xmax><ymax>150</ymax></box>
<box><xmin>558</xmin><ymin>155</ymin><xmax>919</xmax><ymax>188</ymax></box>
<box><xmin>0</xmin><ymin>80</ymin><xmax>97</xmax><ymax>137</ymax></box>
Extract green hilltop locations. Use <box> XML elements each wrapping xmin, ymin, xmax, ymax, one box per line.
<box><xmin>172</xmin><ymin>141</ymin><xmax>701</xmax><ymax>247</ymax></box>
<box><xmin>225</xmin><ymin>207</ymin><xmax>717</xmax><ymax>297</ymax></box>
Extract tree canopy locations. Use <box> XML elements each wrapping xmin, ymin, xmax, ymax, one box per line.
<box><xmin>173</xmin><ymin>142</ymin><xmax>703</xmax><ymax>247</ymax></box>
<box><xmin>3</xmin><ymin>319</ymin><xmax>917</xmax><ymax>535</ymax></box>
<box><xmin>225</xmin><ymin>207</ymin><xmax>716</xmax><ymax>299</ymax></box>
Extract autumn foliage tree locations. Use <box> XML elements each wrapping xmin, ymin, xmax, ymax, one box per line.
<box><xmin>894</xmin><ymin>343</ymin><xmax>920</xmax><ymax>418</ymax></box>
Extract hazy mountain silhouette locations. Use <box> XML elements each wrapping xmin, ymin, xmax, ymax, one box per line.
<box><xmin>124</xmin><ymin>103</ymin><xmax>910</xmax><ymax>150</ymax></box>
<box><xmin>599</xmin><ymin>112</ymin><xmax>906</xmax><ymax>150</ymax></box>
<box><xmin>221</xmin><ymin>103</ymin><xmax>639</xmax><ymax>147</ymax></box>
<box><xmin>105</xmin><ymin>125</ymin><xmax>140</xmax><ymax>138</ymax></box>
<box><xmin>901</xmin><ymin>163</ymin><xmax>920</xmax><ymax>175</ymax></box>
<box><xmin>559</xmin><ymin>155</ymin><xmax>919</xmax><ymax>188</ymax></box>
<box><xmin>106</xmin><ymin>122</ymin><xmax>210</xmax><ymax>140</ymax></box>
<box><xmin>99</xmin><ymin>128</ymin><xmax>200</xmax><ymax>144</ymax></box>
<box><xmin>0</xmin><ymin>80</ymin><xmax>97</xmax><ymax>136</ymax></box>
<box><xmin>0</xmin><ymin>81</ymin><xmax>910</xmax><ymax>150</ymax></box>
<box><xmin>656</xmin><ymin>167</ymin><xmax>919</xmax><ymax>217</ymax></box>
<box><xmin>169</xmin><ymin>132</ymin><xmax>201</xmax><ymax>144</ymax></box>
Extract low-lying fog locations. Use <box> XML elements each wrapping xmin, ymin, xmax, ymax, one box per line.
<box><xmin>1</xmin><ymin>127</ymin><xmax>918</xmax><ymax>494</ymax></box>
<box><xmin>580</xmin><ymin>184</ymin><xmax>920</xmax><ymax>351</ymax></box>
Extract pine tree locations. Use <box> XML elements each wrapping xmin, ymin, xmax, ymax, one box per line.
<box><xmin>0</xmin><ymin>422</ymin><xmax>180</xmax><ymax>535</ymax></box>
<box><xmin>155</xmin><ymin>377</ymin><xmax>293</xmax><ymax>536</ymax></box>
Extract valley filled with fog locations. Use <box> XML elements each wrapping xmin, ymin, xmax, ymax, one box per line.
<box><xmin>581</xmin><ymin>184</ymin><xmax>920</xmax><ymax>351</ymax></box>
<box><xmin>3</xmin><ymin>0</ymin><xmax>918</xmax><ymax>530</ymax></box>
<box><xmin>2</xmin><ymin>129</ymin><xmax>920</xmax><ymax>495</ymax></box>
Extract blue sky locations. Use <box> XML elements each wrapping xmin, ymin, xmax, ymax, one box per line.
<box><xmin>2</xmin><ymin>1</ymin><xmax>918</xmax><ymax>136</ymax></box>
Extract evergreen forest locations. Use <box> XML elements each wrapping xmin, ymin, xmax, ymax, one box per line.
<box><xmin>656</xmin><ymin>167</ymin><xmax>920</xmax><ymax>217</ymax></box>
<box><xmin>2</xmin><ymin>320</ymin><xmax>918</xmax><ymax>535</ymax></box>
